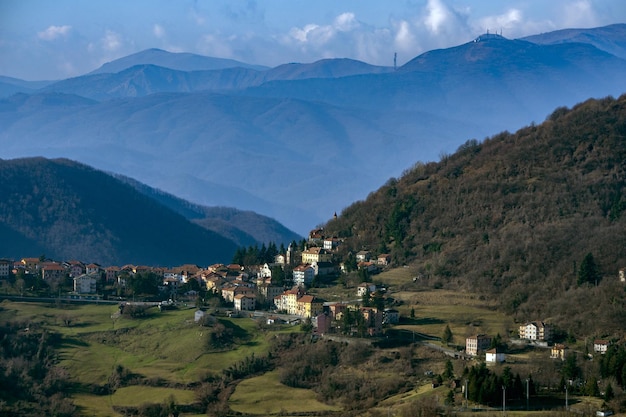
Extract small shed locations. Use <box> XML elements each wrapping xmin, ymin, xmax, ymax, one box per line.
<box><xmin>194</xmin><ymin>310</ymin><xmax>206</xmax><ymax>323</ymax></box>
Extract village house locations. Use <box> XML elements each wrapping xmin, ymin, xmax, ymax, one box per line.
<box><xmin>360</xmin><ymin>307</ymin><xmax>383</xmax><ymax>336</ymax></box>
<box><xmin>312</xmin><ymin>261</ymin><xmax>336</xmax><ymax>277</ymax></box>
<box><xmin>203</xmin><ymin>272</ymin><xmax>226</xmax><ymax>292</ymax></box>
<box><xmin>519</xmin><ymin>321</ymin><xmax>552</xmax><ymax>341</ymax></box>
<box><xmin>64</xmin><ymin>260</ymin><xmax>85</xmax><ymax>277</ymax></box>
<box><xmin>105</xmin><ymin>266</ymin><xmax>120</xmax><ymax>283</ymax></box>
<box><xmin>357</xmin><ymin>282</ymin><xmax>377</xmax><ymax>297</ymax></box>
<box><xmin>293</xmin><ymin>264</ymin><xmax>315</xmax><ymax>287</ymax></box>
<box><xmin>41</xmin><ymin>262</ymin><xmax>66</xmax><ymax>281</ymax></box>
<box><xmin>257</xmin><ymin>283</ymin><xmax>283</xmax><ymax>306</ymax></box>
<box><xmin>327</xmin><ymin>302</ymin><xmax>348</xmax><ymax>321</ymax></box>
<box><xmin>234</xmin><ymin>293</ymin><xmax>256</xmax><ymax>311</ymax></box>
<box><xmin>313</xmin><ymin>313</ymin><xmax>332</xmax><ymax>334</ymax></box>
<box><xmin>594</xmin><ymin>340</ymin><xmax>611</xmax><ymax>355</ymax></box>
<box><xmin>73</xmin><ymin>273</ymin><xmax>97</xmax><ymax>294</ymax></box>
<box><xmin>20</xmin><ymin>257</ymin><xmax>41</xmax><ymax>273</ymax></box>
<box><xmin>383</xmin><ymin>308</ymin><xmax>400</xmax><ymax>324</ymax></box>
<box><xmin>323</xmin><ymin>237</ymin><xmax>341</xmax><ymax>251</ymax></box>
<box><xmin>356</xmin><ymin>251</ymin><xmax>371</xmax><ymax>262</ymax></box>
<box><xmin>274</xmin><ymin>253</ymin><xmax>287</xmax><ymax>265</ymax></box>
<box><xmin>221</xmin><ymin>285</ymin><xmax>255</xmax><ymax>303</ymax></box>
<box><xmin>357</xmin><ymin>261</ymin><xmax>378</xmax><ymax>274</ymax></box>
<box><xmin>85</xmin><ymin>263</ymin><xmax>101</xmax><ymax>275</ymax></box>
<box><xmin>0</xmin><ymin>258</ymin><xmax>12</xmax><ymax>278</ymax></box>
<box><xmin>551</xmin><ymin>343</ymin><xmax>567</xmax><ymax>360</ymax></box>
<box><xmin>296</xmin><ymin>294</ymin><xmax>324</xmax><ymax>318</ymax></box>
<box><xmin>377</xmin><ymin>254</ymin><xmax>391</xmax><ymax>266</ymax></box>
<box><xmin>308</xmin><ymin>228</ymin><xmax>324</xmax><ymax>244</ymax></box>
<box><xmin>301</xmin><ymin>247</ymin><xmax>332</xmax><ymax>264</ymax></box>
<box><xmin>274</xmin><ymin>287</ymin><xmax>304</xmax><ymax>315</ymax></box>
<box><xmin>466</xmin><ymin>334</ymin><xmax>492</xmax><ymax>356</ymax></box>
<box><xmin>486</xmin><ymin>348</ymin><xmax>505</xmax><ymax>363</ymax></box>
<box><xmin>258</xmin><ymin>263</ymin><xmax>275</xmax><ymax>279</ymax></box>
<box><xmin>620</xmin><ymin>267</ymin><xmax>626</xmax><ymax>282</ymax></box>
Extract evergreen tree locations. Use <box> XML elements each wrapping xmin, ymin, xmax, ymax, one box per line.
<box><xmin>443</xmin><ymin>359</ymin><xmax>454</xmax><ymax>379</ymax></box>
<box><xmin>442</xmin><ymin>324</ymin><xmax>453</xmax><ymax>345</ymax></box>
<box><xmin>577</xmin><ymin>252</ymin><xmax>600</xmax><ymax>286</ymax></box>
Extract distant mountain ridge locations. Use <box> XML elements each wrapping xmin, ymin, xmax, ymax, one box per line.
<box><xmin>89</xmin><ymin>48</ymin><xmax>269</xmax><ymax>74</ymax></box>
<box><xmin>523</xmin><ymin>23</ymin><xmax>626</xmax><ymax>59</ymax></box>
<box><xmin>0</xmin><ymin>158</ymin><xmax>298</xmax><ymax>266</ymax></box>
<box><xmin>114</xmin><ymin>174</ymin><xmax>302</xmax><ymax>247</ymax></box>
<box><xmin>1</xmin><ymin>24</ymin><xmax>625</xmax><ymax>234</ymax></box>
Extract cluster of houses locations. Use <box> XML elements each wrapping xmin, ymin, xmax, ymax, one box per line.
<box><xmin>0</xmin><ymin>229</ymin><xmax>399</xmax><ymax>336</ymax></box>
<box><xmin>465</xmin><ymin>321</ymin><xmax>613</xmax><ymax>363</ymax></box>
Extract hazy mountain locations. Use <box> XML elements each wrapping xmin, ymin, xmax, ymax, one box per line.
<box><xmin>523</xmin><ymin>23</ymin><xmax>626</xmax><ymax>59</ymax></box>
<box><xmin>1</xmin><ymin>25</ymin><xmax>625</xmax><ymax>235</ymax></box>
<box><xmin>0</xmin><ymin>76</ymin><xmax>55</xmax><ymax>98</ymax></box>
<box><xmin>41</xmin><ymin>58</ymin><xmax>393</xmax><ymax>101</ymax></box>
<box><xmin>90</xmin><ymin>48</ymin><xmax>268</xmax><ymax>74</ymax></box>
<box><xmin>323</xmin><ymin>94</ymin><xmax>626</xmax><ymax>335</ymax></box>
<box><xmin>0</xmin><ymin>157</ymin><xmax>240</xmax><ymax>266</ymax></box>
<box><xmin>115</xmin><ymin>174</ymin><xmax>303</xmax><ymax>246</ymax></box>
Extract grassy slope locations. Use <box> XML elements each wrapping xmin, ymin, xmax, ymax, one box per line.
<box><xmin>229</xmin><ymin>370</ymin><xmax>341</xmax><ymax>414</ymax></box>
<box><xmin>0</xmin><ymin>301</ymin><xmax>276</xmax><ymax>416</ymax></box>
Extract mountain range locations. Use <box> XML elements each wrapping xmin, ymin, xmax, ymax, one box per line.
<box><xmin>0</xmin><ymin>24</ymin><xmax>625</xmax><ymax>235</ymax></box>
<box><xmin>0</xmin><ymin>157</ymin><xmax>300</xmax><ymax>266</ymax></box>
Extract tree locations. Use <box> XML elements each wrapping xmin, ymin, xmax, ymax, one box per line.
<box><xmin>604</xmin><ymin>382</ymin><xmax>614</xmax><ymax>401</ymax></box>
<box><xmin>578</xmin><ymin>252</ymin><xmax>600</xmax><ymax>286</ymax></box>
<box><xmin>443</xmin><ymin>359</ymin><xmax>454</xmax><ymax>379</ymax></box>
<box><xmin>445</xmin><ymin>389</ymin><xmax>455</xmax><ymax>406</ymax></box>
<box><xmin>562</xmin><ymin>352</ymin><xmax>581</xmax><ymax>381</ymax></box>
<box><xmin>442</xmin><ymin>324</ymin><xmax>453</xmax><ymax>345</ymax></box>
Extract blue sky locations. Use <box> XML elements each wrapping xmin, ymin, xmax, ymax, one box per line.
<box><xmin>1</xmin><ymin>0</ymin><xmax>625</xmax><ymax>80</ymax></box>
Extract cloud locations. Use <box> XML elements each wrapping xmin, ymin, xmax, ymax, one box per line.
<box><xmin>561</xmin><ymin>0</ymin><xmax>599</xmax><ymax>27</ymax></box>
<box><xmin>153</xmin><ymin>24</ymin><xmax>165</xmax><ymax>39</ymax></box>
<box><xmin>423</xmin><ymin>0</ymin><xmax>450</xmax><ymax>34</ymax></box>
<box><xmin>334</xmin><ymin>12</ymin><xmax>359</xmax><ymax>32</ymax></box>
<box><xmin>476</xmin><ymin>8</ymin><xmax>523</xmax><ymax>35</ymax></box>
<box><xmin>102</xmin><ymin>30</ymin><xmax>122</xmax><ymax>52</ymax></box>
<box><xmin>37</xmin><ymin>25</ymin><xmax>72</xmax><ymax>41</ymax></box>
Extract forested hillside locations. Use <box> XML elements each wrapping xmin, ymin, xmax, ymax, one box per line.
<box><xmin>324</xmin><ymin>94</ymin><xmax>626</xmax><ymax>337</ymax></box>
<box><xmin>0</xmin><ymin>158</ymin><xmax>239</xmax><ymax>266</ymax></box>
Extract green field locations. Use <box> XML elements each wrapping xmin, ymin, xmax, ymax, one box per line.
<box><xmin>0</xmin><ymin>300</ymin><xmax>280</xmax><ymax>416</ymax></box>
<box><xmin>229</xmin><ymin>370</ymin><xmax>341</xmax><ymax>415</ymax></box>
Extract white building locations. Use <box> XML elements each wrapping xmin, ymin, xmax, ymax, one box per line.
<box><xmin>519</xmin><ymin>322</ymin><xmax>552</xmax><ymax>341</ymax></box>
<box><xmin>73</xmin><ymin>273</ymin><xmax>97</xmax><ymax>294</ymax></box>
<box><xmin>234</xmin><ymin>293</ymin><xmax>256</xmax><ymax>311</ymax></box>
<box><xmin>486</xmin><ymin>348</ymin><xmax>505</xmax><ymax>363</ymax></box>
<box><xmin>293</xmin><ymin>264</ymin><xmax>315</xmax><ymax>287</ymax></box>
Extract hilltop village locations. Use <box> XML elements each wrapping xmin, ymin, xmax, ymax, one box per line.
<box><xmin>1</xmin><ymin>226</ymin><xmax>618</xmax><ymax>362</ymax></box>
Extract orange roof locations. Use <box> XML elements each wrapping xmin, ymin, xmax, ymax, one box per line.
<box><xmin>297</xmin><ymin>295</ymin><xmax>316</xmax><ymax>304</ymax></box>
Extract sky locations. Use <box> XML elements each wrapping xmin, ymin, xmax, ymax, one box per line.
<box><xmin>1</xmin><ymin>0</ymin><xmax>625</xmax><ymax>81</ymax></box>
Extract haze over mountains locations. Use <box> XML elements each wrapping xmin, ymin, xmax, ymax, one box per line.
<box><xmin>0</xmin><ymin>24</ymin><xmax>625</xmax><ymax>235</ymax></box>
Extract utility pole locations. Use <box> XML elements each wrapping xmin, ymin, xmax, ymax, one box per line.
<box><xmin>565</xmin><ymin>384</ymin><xmax>568</xmax><ymax>410</ymax></box>
<box><xmin>502</xmin><ymin>385</ymin><xmax>506</xmax><ymax>414</ymax></box>
<box><xmin>465</xmin><ymin>379</ymin><xmax>468</xmax><ymax>410</ymax></box>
